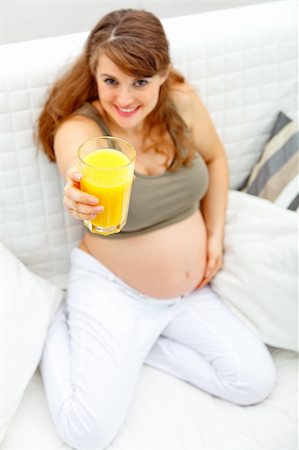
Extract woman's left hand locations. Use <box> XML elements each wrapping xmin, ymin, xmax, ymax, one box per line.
<box><xmin>198</xmin><ymin>233</ymin><xmax>224</xmax><ymax>288</ymax></box>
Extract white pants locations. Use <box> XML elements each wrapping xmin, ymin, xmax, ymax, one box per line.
<box><xmin>40</xmin><ymin>248</ymin><xmax>276</xmax><ymax>450</ymax></box>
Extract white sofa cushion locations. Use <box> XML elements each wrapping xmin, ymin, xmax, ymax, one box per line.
<box><xmin>212</xmin><ymin>191</ymin><xmax>298</xmax><ymax>352</ymax></box>
<box><xmin>0</xmin><ymin>243</ymin><xmax>63</xmax><ymax>443</ymax></box>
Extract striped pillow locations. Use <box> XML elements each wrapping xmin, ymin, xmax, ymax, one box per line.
<box><xmin>243</xmin><ymin>112</ymin><xmax>299</xmax><ymax>211</ymax></box>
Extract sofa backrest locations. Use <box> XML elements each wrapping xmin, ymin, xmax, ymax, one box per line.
<box><xmin>0</xmin><ymin>1</ymin><xmax>297</xmax><ymax>288</ymax></box>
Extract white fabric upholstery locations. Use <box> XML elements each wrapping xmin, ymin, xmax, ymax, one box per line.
<box><xmin>211</xmin><ymin>191</ymin><xmax>298</xmax><ymax>352</ymax></box>
<box><xmin>0</xmin><ymin>243</ymin><xmax>63</xmax><ymax>443</ymax></box>
<box><xmin>0</xmin><ymin>1</ymin><xmax>298</xmax><ymax>449</ymax></box>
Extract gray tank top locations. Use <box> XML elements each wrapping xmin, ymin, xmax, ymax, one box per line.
<box><xmin>73</xmin><ymin>103</ymin><xmax>209</xmax><ymax>238</ymax></box>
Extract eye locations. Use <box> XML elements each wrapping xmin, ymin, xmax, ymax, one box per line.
<box><xmin>103</xmin><ymin>78</ymin><xmax>118</xmax><ymax>86</ymax></box>
<box><xmin>134</xmin><ymin>79</ymin><xmax>149</xmax><ymax>88</ymax></box>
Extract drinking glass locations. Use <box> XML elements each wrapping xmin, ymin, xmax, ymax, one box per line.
<box><xmin>78</xmin><ymin>136</ymin><xmax>136</xmax><ymax>235</ymax></box>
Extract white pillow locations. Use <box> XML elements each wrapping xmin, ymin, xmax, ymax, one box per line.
<box><xmin>0</xmin><ymin>242</ymin><xmax>63</xmax><ymax>443</ymax></box>
<box><xmin>211</xmin><ymin>191</ymin><xmax>298</xmax><ymax>352</ymax></box>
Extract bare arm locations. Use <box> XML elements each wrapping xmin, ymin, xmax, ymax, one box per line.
<box><xmin>174</xmin><ymin>85</ymin><xmax>229</xmax><ymax>286</ymax></box>
<box><xmin>189</xmin><ymin>92</ymin><xmax>229</xmax><ymax>242</ymax></box>
<box><xmin>54</xmin><ymin>115</ymin><xmax>105</xmax><ymax>220</ymax></box>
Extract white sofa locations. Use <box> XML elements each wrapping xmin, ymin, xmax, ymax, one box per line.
<box><xmin>0</xmin><ymin>1</ymin><xmax>298</xmax><ymax>449</ymax></box>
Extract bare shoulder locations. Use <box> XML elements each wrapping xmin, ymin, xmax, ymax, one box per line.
<box><xmin>170</xmin><ymin>82</ymin><xmax>207</xmax><ymax>126</ymax></box>
<box><xmin>171</xmin><ymin>81</ymin><xmax>225</xmax><ymax>160</ymax></box>
<box><xmin>54</xmin><ymin>114</ymin><xmax>102</xmax><ymax>149</ymax></box>
<box><xmin>170</xmin><ymin>81</ymin><xmax>195</xmax><ymax>107</ymax></box>
<box><xmin>54</xmin><ymin>114</ymin><xmax>104</xmax><ymax>178</ymax></box>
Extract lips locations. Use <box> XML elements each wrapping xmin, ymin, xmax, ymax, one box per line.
<box><xmin>114</xmin><ymin>105</ymin><xmax>140</xmax><ymax>118</ymax></box>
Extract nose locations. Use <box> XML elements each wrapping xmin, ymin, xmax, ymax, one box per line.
<box><xmin>116</xmin><ymin>86</ymin><xmax>134</xmax><ymax>107</ymax></box>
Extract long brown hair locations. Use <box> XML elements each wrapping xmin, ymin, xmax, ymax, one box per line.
<box><xmin>38</xmin><ymin>9</ymin><xmax>196</xmax><ymax>169</ymax></box>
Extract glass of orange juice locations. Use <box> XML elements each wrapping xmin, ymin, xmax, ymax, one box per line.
<box><xmin>78</xmin><ymin>136</ymin><xmax>136</xmax><ymax>235</ymax></box>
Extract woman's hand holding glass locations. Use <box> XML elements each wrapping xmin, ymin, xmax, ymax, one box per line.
<box><xmin>63</xmin><ymin>166</ymin><xmax>104</xmax><ymax>221</ymax></box>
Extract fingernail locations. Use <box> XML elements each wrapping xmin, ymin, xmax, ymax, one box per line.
<box><xmin>89</xmin><ymin>197</ymin><xmax>99</xmax><ymax>205</ymax></box>
<box><xmin>74</xmin><ymin>172</ymin><xmax>81</xmax><ymax>181</ymax></box>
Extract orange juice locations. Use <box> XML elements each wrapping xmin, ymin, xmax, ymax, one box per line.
<box><xmin>80</xmin><ymin>148</ymin><xmax>134</xmax><ymax>235</ymax></box>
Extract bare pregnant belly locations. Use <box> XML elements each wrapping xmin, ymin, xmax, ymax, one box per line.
<box><xmin>80</xmin><ymin>210</ymin><xmax>207</xmax><ymax>299</ymax></box>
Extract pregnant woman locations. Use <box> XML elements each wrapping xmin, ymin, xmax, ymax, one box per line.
<box><xmin>38</xmin><ymin>9</ymin><xmax>276</xmax><ymax>450</ymax></box>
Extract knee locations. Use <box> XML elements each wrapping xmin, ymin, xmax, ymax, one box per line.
<box><xmin>55</xmin><ymin>405</ymin><xmax>121</xmax><ymax>450</ymax></box>
<box><xmin>230</xmin><ymin>351</ymin><xmax>277</xmax><ymax>406</ymax></box>
<box><xmin>60</xmin><ymin>423</ymin><xmax>118</xmax><ymax>450</ymax></box>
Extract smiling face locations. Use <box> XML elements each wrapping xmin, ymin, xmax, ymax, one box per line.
<box><xmin>96</xmin><ymin>54</ymin><xmax>167</xmax><ymax>132</ymax></box>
